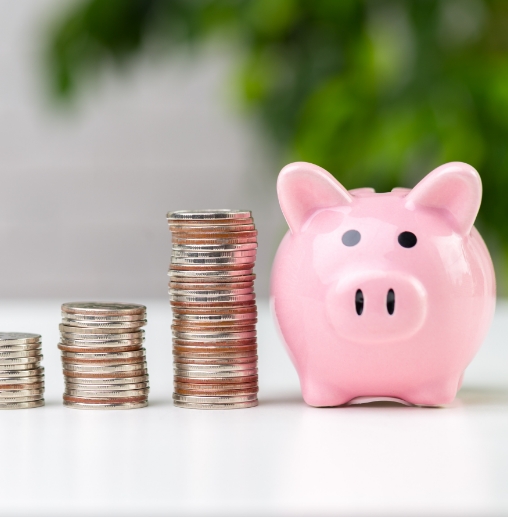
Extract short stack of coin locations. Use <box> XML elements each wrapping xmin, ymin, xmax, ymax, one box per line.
<box><xmin>59</xmin><ymin>302</ymin><xmax>149</xmax><ymax>410</ymax></box>
<box><xmin>0</xmin><ymin>333</ymin><xmax>44</xmax><ymax>409</ymax></box>
<box><xmin>167</xmin><ymin>209</ymin><xmax>258</xmax><ymax>409</ymax></box>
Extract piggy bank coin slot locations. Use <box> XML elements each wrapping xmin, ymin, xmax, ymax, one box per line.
<box><xmin>387</xmin><ymin>289</ymin><xmax>395</xmax><ymax>315</ymax></box>
<box><xmin>398</xmin><ymin>231</ymin><xmax>417</xmax><ymax>248</ymax></box>
<box><xmin>355</xmin><ymin>289</ymin><xmax>364</xmax><ymax>315</ymax></box>
<box><xmin>342</xmin><ymin>230</ymin><xmax>361</xmax><ymax>247</ymax></box>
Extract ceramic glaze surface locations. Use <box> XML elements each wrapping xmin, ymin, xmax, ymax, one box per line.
<box><xmin>271</xmin><ymin>161</ymin><xmax>496</xmax><ymax>407</ymax></box>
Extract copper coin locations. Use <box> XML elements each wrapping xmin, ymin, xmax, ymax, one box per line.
<box><xmin>58</xmin><ymin>343</ymin><xmax>143</xmax><ymax>353</ymax></box>
<box><xmin>174</xmin><ymin>380</ymin><xmax>257</xmax><ymax>391</ymax></box>
<box><xmin>174</xmin><ymin>387</ymin><xmax>258</xmax><ymax>396</ymax></box>
<box><xmin>173</xmin><ymin>337</ymin><xmax>256</xmax><ymax>345</ymax></box>
<box><xmin>169</xmin><ymin>281</ymin><xmax>254</xmax><ymax>290</ymax></box>
<box><xmin>173</xmin><ymin>310</ymin><xmax>257</xmax><ymax>321</ymax></box>
<box><xmin>174</xmin><ymin>355</ymin><xmax>257</xmax><ymax>365</ymax></box>
<box><xmin>173</xmin><ymin>350</ymin><xmax>257</xmax><ymax>359</ymax></box>
<box><xmin>172</xmin><ymin>347</ymin><xmax>257</xmax><ymax>357</ymax></box>
<box><xmin>174</xmin><ymin>375</ymin><xmax>258</xmax><ymax>385</ymax></box>
<box><xmin>172</xmin><ymin>324</ymin><xmax>256</xmax><ymax>333</ymax></box>
<box><xmin>171</xmin><ymin>304</ymin><xmax>256</xmax><ymax>314</ymax></box>
<box><xmin>63</xmin><ymin>394</ymin><xmax>147</xmax><ymax>404</ymax></box>
<box><xmin>0</xmin><ymin>382</ymin><xmax>44</xmax><ymax>390</ymax></box>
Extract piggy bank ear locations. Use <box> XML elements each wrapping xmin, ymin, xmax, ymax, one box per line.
<box><xmin>405</xmin><ymin>162</ymin><xmax>482</xmax><ymax>235</ymax></box>
<box><xmin>277</xmin><ymin>162</ymin><xmax>352</xmax><ymax>233</ymax></box>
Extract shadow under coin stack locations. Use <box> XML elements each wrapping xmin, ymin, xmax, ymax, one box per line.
<box><xmin>168</xmin><ymin>209</ymin><xmax>258</xmax><ymax>409</ymax></box>
<box><xmin>59</xmin><ymin>302</ymin><xmax>149</xmax><ymax>410</ymax></box>
<box><xmin>0</xmin><ymin>333</ymin><xmax>44</xmax><ymax>409</ymax></box>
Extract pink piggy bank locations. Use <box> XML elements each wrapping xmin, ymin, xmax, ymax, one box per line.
<box><xmin>271</xmin><ymin>161</ymin><xmax>496</xmax><ymax>407</ymax></box>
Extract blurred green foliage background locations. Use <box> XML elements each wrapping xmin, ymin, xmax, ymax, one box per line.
<box><xmin>47</xmin><ymin>0</ymin><xmax>508</xmax><ymax>288</ymax></box>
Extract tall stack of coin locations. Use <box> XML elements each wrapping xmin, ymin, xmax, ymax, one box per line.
<box><xmin>168</xmin><ymin>209</ymin><xmax>258</xmax><ymax>409</ymax></box>
<box><xmin>59</xmin><ymin>302</ymin><xmax>149</xmax><ymax>410</ymax></box>
<box><xmin>0</xmin><ymin>333</ymin><xmax>44</xmax><ymax>409</ymax></box>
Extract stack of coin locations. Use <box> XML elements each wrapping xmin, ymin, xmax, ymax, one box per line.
<box><xmin>0</xmin><ymin>333</ymin><xmax>44</xmax><ymax>409</ymax></box>
<box><xmin>59</xmin><ymin>302</ymin><xmax>149</xmax><ymax>410</ymax></box>
<box><xmin>167</xmin><ymin>209</ymin><xmax>258</xmax><ymax>409</ymax></box>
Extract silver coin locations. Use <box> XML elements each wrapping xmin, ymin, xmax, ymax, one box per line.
<box><xmin>65</xmin><ymin>387</ymin><xmax>149</xmax><ymax>397</ymax></box>
<box><xmin>0</xmin><ymin>355</ymin><xmax>42</xmax><ymax>365</ymax></box>
<box><xmin>168</xmin><ymin>269</ymin><xmax>253</xmax><ymax>279</ymax></box>
<box><xmin>172</xmin><ymin>330</ymin><xmax>256</xmax><ymax>341</ymax></box>
<box><xmin>0</xmin><ymin>389</ymin><xmax>44</xmax><ymax>398</ymax></box>
<box><xmin>174</xmin><ymin>355</ymin><xmax>257</xmax><ymax>365</ymax></box>
<box><xmin>171</xmin><ymin>256</ymin><xmax>256</xmax><ymax>265</ymax></box>
<box><xmin>59</xmin><ymin>324</ymin><xmax>145</xmax><ymax>335</ymax></box>
<box><xmin>60</xmin><ymin>312</ymin><xmax>146</xmax><ymax>322</ymax></box>
<box><xmin>170</xmin><ymin>288</ymin><xmax>253</xmax><ymax>297</ymax></box>
<box><xmin>0</xmin><ymin>394</ymin><xmax>43</xmax><ymax>403</ymax></box>
<box><xmin>171</xmin><ymin>249</ymin><xmax>257</xmax><ymax>259</ymax></box>
<box><xmin>64</xmin><ymin>400</ymin><xmax>147</xmax><ymax>410</ymax></box>
<box><xmin>61</xmin><ymin>302</ymin><xmax>146</xmax><ymax>316</ymax></box>
<box><xmin>170</xmin><ymin>294</ymin><xmax>256</xmax><ymax>303</ymax></box>
<box><xmin>173</xmin><ymin>312</ymin><xmax>257</xmax><ymax>323</ymax></box>
<box><xmin>169</xmin><ymin>223</ymin><xmax>256</xmax><ymax>232</ymax></box>
<box><xmin>0</xmin><ymin>349</ymin><xmax>42</xmax><ymax>358</ymax></box>
<box><xmin>173</xmin><ymin>399</ymin><xmax>257</xmax><ymax>410</ymax></box>
<box><xmin>0</xmin><ymin>333</ymin><xmax>41</xmax><ymax>345</ymax></box>
<box><xmin>0</xmin><ymin>360</ymin><xmax>42</xmax><ymax>370</ymax></box>
<box><xmin>1</xmin><ymin>341</ymin><xmax>41</xmax><ymax>351</ymax></box>
<box><xmin>167</xmin><ymin>210</ymin><xmax>251</xmax><ymax>221</ymax></box>
<box><xmin>173</xmin><ymin>393</ymin><xmax>258</xmax><ymax>404</ymax></box>
<box><xmin>65</xmin><ymin>381</ymin><xmax>148</xmax><ymax>391</ymax></box>
<box><xmin>60</xmin><ymin>319</ymin><xmax>147</xmax><ymax>329</ymax></box>
<box><xmin>60</xmin><ymin>331</ymin><xmax>144</xmax><ymax>341</ymax></box>
<box><xmin>0</xmin><ymin>375</ymin><xmax>44</xmax><ymax>385</ymax></box>
<box><xmin>61</xmin><ymin>349</ymin><xmax>146</xmax><ymax>360</ymax></box>
<box><xmin>175</xmin><ymin>362</ymin><xmax>257</xmax><ymax>372</ymax></box>
<box><xmin>0</xmin><ymin>399</ymin><xmax>44</xmax><ymax>410</ymax></box>
<box><xmin>64</xmin><ymin>375</ymin><xmax>149</xmax><ymax>385</ymax></box>
<box><xmin>174</xmin><ymin>368</ymin><xmax>258</xmax><ymax>378</ymax></box>
<box><xmin>59</xmin><ymin>338</ymin><xmax>144</xmax><ymax>347</ymax></box>
<box><xmin>0</xmin><ymin>367</ymin><xmax>44</xmax><ymax>378</ymax></box>
<box><xmin>63</xmin><ymin>361</ymin><xmax>147</xmax><ymax>373</ymax></box>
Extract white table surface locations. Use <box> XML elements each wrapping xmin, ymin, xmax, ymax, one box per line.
<box><xmin>0</xmin><ymin>298</ymin><xmax>507</xmax><ymax>516</ymax></box>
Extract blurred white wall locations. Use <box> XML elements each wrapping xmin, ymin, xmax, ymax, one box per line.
<box><xmin>0</xmin><ymin>0</ymin><xmax>285</xmax><ymax>299</ymax></box>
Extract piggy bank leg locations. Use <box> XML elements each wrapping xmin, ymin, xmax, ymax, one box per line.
<box><xmin>301</xmin><ymin>379</ymin><xmax>352</xmax><ymax>407</ymax></box>
<box><xmin>404</xmin><ymin>376</ymin><xmax>460</xmax><ymax>407</ymax></box>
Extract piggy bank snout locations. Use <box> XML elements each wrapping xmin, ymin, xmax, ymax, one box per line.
<box><xmin>326</xmin><ymin>271</ymin><xmax>427</xmax><ymax>344</ymax></box>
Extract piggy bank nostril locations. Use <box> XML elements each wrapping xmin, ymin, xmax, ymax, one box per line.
<box><xmin>355</xmin><ymin>289</ymin><xmax>364</xmax><ymax>315</ymax></box>
<box><xmin>387</xmin><ymin>289</ymin><xmax>395</xmax><ymax>315</ymax></box>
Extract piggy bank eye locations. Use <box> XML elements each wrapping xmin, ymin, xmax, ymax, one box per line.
<box><xmin>398</xmin><ymin>231</ymin><xmax>417</xmax><ymax>248</ymax></box>
<box><xmin>342</xmin><ymin>229</ymin><xmax>361</xmax><ymax>247</ymax></box>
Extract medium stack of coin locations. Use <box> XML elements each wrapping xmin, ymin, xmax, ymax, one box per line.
<box><xmin>0</xmin><ymin>333</ymin><xmax>44</xmax><ymax>409</ymax></box>
<box><xmin>59</xmin><ymin>302</ymin><xmax>149</xmax><ymax>410</ymax></box>
<box><xmin>168</xmin><ymin>209</ymin><xmax>258</xmax><ymax>409</ymax></box>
